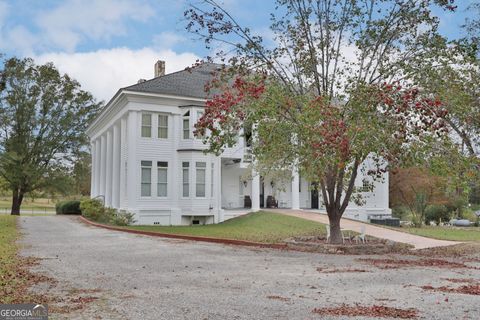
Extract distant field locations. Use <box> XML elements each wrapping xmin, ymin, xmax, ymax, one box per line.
<box><xmin>0</xmin><ymin>197</ymin><xmax>56</xmax><ymax>213</ymax></box>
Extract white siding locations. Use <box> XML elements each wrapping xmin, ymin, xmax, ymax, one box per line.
<box><xmin>89</xmin><ymin>93</ymin><xmax>391</xmax><ymax>225</ymax></box>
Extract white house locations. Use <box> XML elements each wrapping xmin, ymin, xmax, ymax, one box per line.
<box><xmin>87</xmin><ymin>61</ymin><xmax>391</xmax><ymax>225</ymax></box>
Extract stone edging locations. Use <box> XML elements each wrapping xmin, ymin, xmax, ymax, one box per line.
<box><xmin>78</xmin><ymin>216</ymin><xmax>288</xmax><ymax>249</ymax></box>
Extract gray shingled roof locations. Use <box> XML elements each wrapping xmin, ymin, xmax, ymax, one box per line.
<box><xmin>123</xmin><ymin>63</ymin><xmax>221</xmax><ymax>99</ymax></box>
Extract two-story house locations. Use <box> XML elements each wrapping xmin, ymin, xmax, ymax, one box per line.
<box><xmin>86</xmin><ymin>61</ymin><xmax>391</xmax><ymax>225</ymax></box>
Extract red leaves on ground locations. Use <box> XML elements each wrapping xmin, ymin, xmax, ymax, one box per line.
<box><xmin>443</xmin><ymin>278</ymin><xmax>478</xmax><ymax>284</ymax></box>
<box><xmin>312</xmin><ymin>304</ymin><xmax>418</xmax><ymax>319</ymax></box>
<box><xmin>316</xmin><ymin>267</ymin><xmax>370</xmax><ymax>273</ymax></box>
<box><xmin>357</xmin><ymin>258</ymin><xmax>473</xmax><ymax>269</ymax></box>
<box><xmin>421</xmin><ymin>283</ymin><xmax>480</xmax><ymax>296</ymax></box>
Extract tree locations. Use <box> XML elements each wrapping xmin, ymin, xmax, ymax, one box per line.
<box><xmin>186</xmin><ymin>0</ymin><xmax>453</xmax><ymax>243</ymax></box>
<box><xmin>0</xmin><ymin>57</ymin><xmax>101</xmax><ymax>215</ymax></box>
<box><xmin>390</xmin><ymin>167</ymin><xmax>452</xmax><ymax>226</ymax></box>
<box><xmin>72</xmin><ymin>151</ymin><xmax>92</xmax><ymax>196</ymax></box>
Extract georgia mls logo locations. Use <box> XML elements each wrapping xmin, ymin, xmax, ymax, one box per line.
<box><xmin>32</xmin><ymin>305</ymin><xmax>47</xmax><ymax>317</ymax></box>
<box><xmin>0</xmin><ymin>303</ymin><xmax>48</xmax><ymax>320</ymax></box>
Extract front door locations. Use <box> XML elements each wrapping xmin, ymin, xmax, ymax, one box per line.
<box><xmin>311</xmin><ymin>184</ymin><xmax>319</xmax><ymax>209</ymax></box>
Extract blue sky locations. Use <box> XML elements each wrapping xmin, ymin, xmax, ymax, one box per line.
<box><xmin>0</xmin><ymin>0</ymin><xmax>475</xmax><ymax>101</ymax></box>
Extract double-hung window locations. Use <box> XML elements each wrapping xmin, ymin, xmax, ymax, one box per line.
<box><xmin>183</xmin><ymin>111</ymin><xmax>190</xmax><ymax>139</ymax></box>
<box><xmin>182</xmin><ymin>162</ymin><xmax>190</xmax><ymax>197</ymax></box>
<box><xmin>141</xmin><ymin>113</ymin><xmax>152</xmax><ymax>138</ymax></box>
<box><xmin>158</xmin><ymin>114</ymin><xmax>168</xmax><ymax>139</ymax></box>
<box><xmin>157</xmin><ymin>162</ymin><xmax>168</xmax><ymax>197</ymax></box>
<box><xmin>141</xmin><ymin>161</ymin><xmax>152</xmax><ymax>196</ymax></box>
<box><xmin>196</xmin><ymin>162</ymin><xmax>206</xmax><ymax>197</ymax></box>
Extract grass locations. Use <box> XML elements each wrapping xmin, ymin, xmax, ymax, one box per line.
<box><xmin>0</xmin><ymin>215</ymin><xmax>23</xmax><ymax>303</ymax></box>
<box><xmin>124</xmin><ymin>211</ymin><xmax>327</xmax><ymax>243</ymax></box>
<box><xmin>0</xmin><ymin>197</ymin><xmax>56</xmax><ymax>211</ymax></box>
<box><xmin>399</xmin><ymin>226</ymin><xmax>480</xmax><ymax>242</ymax></box>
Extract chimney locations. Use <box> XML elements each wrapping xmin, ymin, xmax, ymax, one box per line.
<box><xmin>154</xmin><ymin>60</ymin><xmax>165</xmax><ymax>77</ymax></box>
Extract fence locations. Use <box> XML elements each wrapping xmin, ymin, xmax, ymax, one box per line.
<box><xmin>0</xmin><ymin>207</ymin><xmax>56</xmax><ymax>215</ymax></box>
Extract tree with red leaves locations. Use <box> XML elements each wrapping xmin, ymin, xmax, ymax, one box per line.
<box><xmin>186</xmin><ymin>0</ymin><xmax>454</xmax><ymax>243</ymax></box>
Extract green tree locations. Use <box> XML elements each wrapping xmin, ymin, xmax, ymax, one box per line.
<box><xmin>72</xmin><ymin>151</ymin><xmax>91</xmax><ymax>196</ymax></box>
<box><xmin>0</xmin><ymin>57</ymin><xmax>101</xmax><ymax>215</ymax></box>
<box><xmin>186</xmin><ymin>0</ymin><xmax>454</xmax><ymax>243</ymax></box>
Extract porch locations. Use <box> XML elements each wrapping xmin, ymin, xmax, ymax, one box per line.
<box><xmin>220</xmin><ymin>157</ymin><xmax>320</xmax><ymax>211</ymax></box>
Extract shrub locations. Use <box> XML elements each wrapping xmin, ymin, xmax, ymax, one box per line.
<box><xmin>111</xmin><ymin>210</ymin><xmax>136</xmax><ymax>226</ymax></box>
<box><xmin>55</xmin><ymin>200</ymin><xmax>81</xmax><ymax>215</ymax></box>
<box><xmin>392</xmin><ymin>206</ymin><xmax>409</xmax><ymax>220</ymax></box>
<box><xmin>425</xmin><ymin>205</ymin><xmax>450</xmax><ymax>225</ymax></box>
<box><xmin>460</xmin><ymin>208</ymin><xmax>477</xmax><ymax>222</ymax></box>
<box><xmin>80</xmin><ymin>199</ymin><xmax>135</xmax><ymax>226</ymax></box>
<box><xmin>80</xmin><ymin>199</ymin><xmax>104</xmax><ymax>221</ymax></box>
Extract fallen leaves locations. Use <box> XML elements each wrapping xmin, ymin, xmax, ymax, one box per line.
<box><xmin>316</xmin><ymin>267</ymin><xmax>370</xmax><ymax>273</ymax></box>
<box><xmin>421</xmin><ymin>284</ymin><xmax>480</xmax><ymax>296</ymax></box>
<box><xmin>357</xmin><ymin>258</ymin><xmax>474</xmax><ymax>269</ymax></box>
<box><xmin>312</xmin><ymin>304</ymin><xmax>419</xmax><ymax>319</ymax></box>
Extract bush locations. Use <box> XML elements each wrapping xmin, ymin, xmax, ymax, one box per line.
<box><xmin>460</xmin><ymin>208</ymin><xmax>477</xmax><ymax>222</ymax></box>
<box><xmin>111</xmin><ymin>210</ymin><xmax>136</xmax><ymax>226</ymax></box>
<box><xmin>392</xmin><ymin>206</ymin><xmax>409</xmax><ymax>220</ymax></box>
<box><xmin>425</xmin><ymin>205</ymin><xmax>450</xmax><ymax>225</ymax></box>
<box><xmin>80</xmin><ymin>199</ymin><xmax>135</xmax><ymax>226</ymax></box>
<box><xmin>55</xmin><ymin>200</ymin><xmax>81</xmax><ymax>215</ymax></box>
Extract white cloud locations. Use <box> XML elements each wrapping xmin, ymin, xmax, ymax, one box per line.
<box><xmin>3</xmin><ymin>26</ymin><xmax>38</xmax><ymax>56</ymax></box>
<box><xmin>153</xmin><ymin>31</ymin><xmax>186</xmax><ymax>49</ymax></box>
<box><xmin>34</xmin><ymin>47</ymin><xmax>200</xmax><ymax>102</ymax></box>
<box><xmin>35</xmin><ymin>0</ymin><xmax>155</xmax><ymax>52</ymax></box>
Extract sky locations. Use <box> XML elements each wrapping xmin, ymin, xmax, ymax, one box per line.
<box><xmin>0</xmin><ymin>0</ymin><xmax>476</xmax><ymax>102</ymax></box>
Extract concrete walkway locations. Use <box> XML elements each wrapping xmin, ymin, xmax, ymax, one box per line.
<box><xmin>272</xmin><ymin>209</ymin><xmax>459</xmax><ymax>250</ymax></box>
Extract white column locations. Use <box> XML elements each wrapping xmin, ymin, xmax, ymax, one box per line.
<box><xmin>291</xmin><ymin>166</ymin><xmax>300</xmax><ymax>210</ymax></box>
<box><xmin>94</xmin><ymin>139</ymin><xmax>101</xmax><ymax>197</ymax></box>
<box><xmin>105</xmin><ymin>130</ymin><xmax>113</xmax><ymax>207</ymax></box>
<box><xmin>100</xmin><ymin>135</ymin><xmax>107</xmax><ymax>198</ymax></box>
<box><xmin>251</xmin><ymin>168</ymin><xmax>260</xmax><ymax>212</ymax></box>
<box><xmin>215</xmin><ymin>157</ymin><xmax>223</xmax><ymax>221</ymax></box>
<box><xmin>90</xmin><ymin>141</ymin><xmax>96</xmax><ymax>197</ymax></box>
<box><xmin>127</xmin><ymin>111</ymin><xmax>138</xmax><ymax>210</ymax></box>
<box><xmin>112</xmin><ymin>123</ymin><xmax>121</xmax><ymax>208</ymax></box>
<box><xmin>119</xmin><ymin>117</ymin><xmax>127</xmax><ymax>208</ymax></box>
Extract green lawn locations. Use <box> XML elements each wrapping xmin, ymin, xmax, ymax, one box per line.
<box><xmin>125</xmin><ymin>211</ymin><xmax>327</xmax><ymax>243</ymax></box>
<box><xmin>400</xmin><ymin>226</ymin><xmax>480</xmax><ymax>242</ymax></box>
<box><xmin>0</xmin><ymin>215</ymin><xmax>22</xmax><ymax>302</ymax></box>
<box><xmin>0</xmin><ymin>197</ymin><xmax>56</xmax><ymax>211</ymax></box>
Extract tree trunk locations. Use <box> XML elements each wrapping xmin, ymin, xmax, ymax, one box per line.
<box><xmin>328</xmin><ymin>210</ymin><xmax>343</xmax><ymax>244</ymax></box>
<box><xmin>11</xmin><ymin>189</ymin><xmax>24</xmax><ymax>215</ymax></box>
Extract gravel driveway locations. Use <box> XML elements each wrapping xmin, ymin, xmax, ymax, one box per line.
<box><xmin>19</xmin><ymin>216</ymin><xmax>480</xmax><ymax>320</ymax></box>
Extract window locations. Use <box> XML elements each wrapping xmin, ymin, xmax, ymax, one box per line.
<box><xmin>299</xmin><ymin>175</ymin><xmax>301</xmax><ymax>192</ymax></box>
<box><xmin>196</xmin><ymin>111</ymin><xmax>204</xmax><ymax>138</ymax></box>
<box><xmin>183</xmin><ymin>111</ymin><xmax>190</xmax><ymax>139</ymax></box>
<box><xmin>182</xmin><ymin>162</ymin><xmax>189</xmax><ymax>197</ymax></box>
<box><xmin>196</xmin><ymin>162</ymin><xmax>206</xmax><ymax>197</ymax></box>
<box><xmin>158</xmin><ymin>115</ymin><xmax>168</xmax><ymax>139</ymax></box>
<box><xmin>211</xmin><ymin>163</ymin><xmax>214</xmax><ymax>197</ymax></box>
<box><xmin>157</xmin><ymin>162</ymin><xmax>168</xmax><ymax>197</ymax></box>
<box><xmin>141</xmin><ymin>113</ymin><xmax>152</xmax><ymax>138</ymax></box>
<box><xmin>141</xmin><ymin>161</ymin><xmax>152</xmax><ymax>196</ymax></box>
